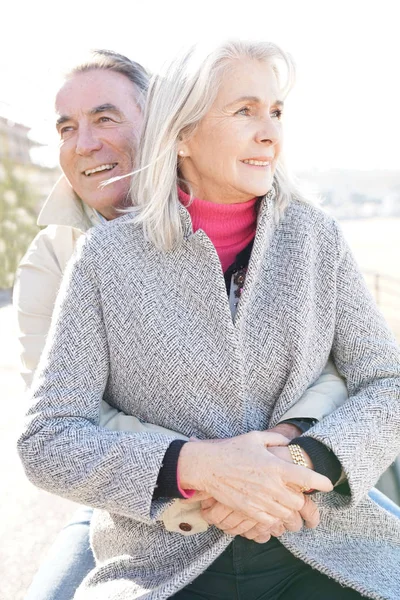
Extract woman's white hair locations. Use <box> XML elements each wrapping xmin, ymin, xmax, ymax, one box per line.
<box><xmin>127</xmin><ymin>39</ymin><xmax>307</xmax><ymax>250</ymax></box>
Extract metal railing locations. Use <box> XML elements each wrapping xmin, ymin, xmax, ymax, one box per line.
<box><xmin>363</xmin><ymin>271</ymin><xmax>400</xmax><ymax>305</ymax></box>
<box><xmin>362</xmin><ymin>270</ymin><xmax>400</xmax><ymax>341</ymax></box>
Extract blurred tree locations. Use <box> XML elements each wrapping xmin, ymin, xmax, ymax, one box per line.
<box><xmin>0</xmin><ymin>160</ymin><xmax>40</xmax><ymax>289</ymax></box>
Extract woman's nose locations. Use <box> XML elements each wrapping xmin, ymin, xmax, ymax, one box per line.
<box><xmin>255</xmin><ymin>117</ymin><xmax>280</xmax><ymax>145</ymax></box>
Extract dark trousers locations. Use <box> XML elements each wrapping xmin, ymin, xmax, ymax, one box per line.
<box><xmin>173</xmin><ymin>536</ymin><xmax>364</xmax><ymax>599</ymax></box>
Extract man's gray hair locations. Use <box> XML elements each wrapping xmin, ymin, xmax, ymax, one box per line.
<box><xmin>67</xmin><ymin>49</ymin><xmax>149</xmax><ymax>110</ymax></box>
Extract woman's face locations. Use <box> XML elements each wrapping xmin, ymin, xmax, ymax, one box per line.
<box><xmin>179</xmin><ymin>59</ymin><xmax>283</xmax><ymax>204</ymax></box>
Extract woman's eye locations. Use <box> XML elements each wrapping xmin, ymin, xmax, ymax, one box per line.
<box><xmin>236</xmin><ymin>106</ymin><xmax>251</xmax><ymax>116</ymax></box>
<box><xmin>271</xmin><ymin>109</ymin><xmax>283</xmax><ymax>120</ymax></box>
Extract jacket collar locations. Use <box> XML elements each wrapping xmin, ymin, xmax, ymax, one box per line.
<box><xmin>37</xmin><ymin>175</ymin><xmax>104</xmax><ymax>231</ymax></box>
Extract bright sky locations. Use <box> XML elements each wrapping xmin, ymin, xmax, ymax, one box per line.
<box><xmin>2</xmin><ymin>0</ymin><xmax>399</xmax><ymax>171</ymax></box>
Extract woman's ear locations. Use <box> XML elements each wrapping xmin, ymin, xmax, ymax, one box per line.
<box><xmin>177</xmin><ymin>142</ymin><xmax>190</xmax><ymax>158</ymax></box>
<box><xmin>177</xmin><ymin>128</ymin><xmax>192</xmax><ymax>158</ymax></box>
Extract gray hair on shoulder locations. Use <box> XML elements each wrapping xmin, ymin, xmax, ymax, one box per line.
<box><xmin>127</xmin><ymin>39</ymin><xmax>308</xmax><ymax>251</ymax></box>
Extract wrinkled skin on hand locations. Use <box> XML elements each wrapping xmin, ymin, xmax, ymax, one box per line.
<box><xmin>268</xmin><ymin>423</ymin><xmax>302</xmax><ymax>441</ymax></box>
<box><xmin>198</xmin><ymin>493</ymin><xmax>320</xmax><ymax>542</ymax></box>
<box><xmin>179</xmin><ymin>431</ymin><xmax>331</xmax><ymax>540</ymax></box>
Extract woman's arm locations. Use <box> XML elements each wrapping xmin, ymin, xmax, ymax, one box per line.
<box><xmin>300</xmin><ymin>222</ymin><xmax>400</xmax><ymax>505</ymax></box>
<box><xmin>14</xmin><ymin>226</ymin><xmax>188</xmax><ymax>439</ymax></box>
<box><xmin>17</xmin><ymin>234</ymin><xmax>182</xmax><ymax>525</ymax></box>
<box><xmin>17</xmin><ymin>233</ymin><xmax>332</xmax><ymax>528</ymax></box>
<box><xmin>14</xmin><ymin>227</ymin><xmax>348</xmax><ymax>452</ymax></box>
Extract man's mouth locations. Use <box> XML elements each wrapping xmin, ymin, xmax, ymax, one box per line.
<box><xmin>83</xmin><ymin>163</ymin><xmax>117</xmax><ymax>177</ymax></box>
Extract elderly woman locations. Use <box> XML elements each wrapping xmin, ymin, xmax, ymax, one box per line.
<box><xmin>18</xmin><ymin>40</ymin><xmax>400</xmax><ymax>599</ymax></box>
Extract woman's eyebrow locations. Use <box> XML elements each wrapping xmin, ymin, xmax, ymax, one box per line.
<box><xmin>226</xmin><ymin>96</ymin><xmax>284</xmax><ymax>108</ymax></box>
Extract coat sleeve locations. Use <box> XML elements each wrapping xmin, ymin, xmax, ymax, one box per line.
<box><xmin>17</xmin><ymin>233</ymin><xmax>181</xmax><ymax>524</ymax></box>
<box><xmin>304</xmin><ymin>221</ymin><xmax>400</xmax><ymax>505</ymax></box>
<box><xmin>277</xmin><ymin>358</ymin><xmax>348</xmax><ymax>423</ymax></box>
<box><xmin>13</xmin><ymin>227</ymin><xmax>185</xmax><ymax>439</ymax></box>
<box><xmin>13</xmin><ymin>226</ymin><xmax>81</xmax><ymax>387</ymax></box>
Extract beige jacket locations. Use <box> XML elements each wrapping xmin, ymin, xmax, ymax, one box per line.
<box><xmin>13</xmin><ymin>176</ymin><xmax>348</xmax><ymax>534</ymax></box>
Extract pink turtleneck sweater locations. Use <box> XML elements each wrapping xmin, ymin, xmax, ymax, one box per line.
<box><xmin>178</xmin><ymin>188</ymin><xmax>258</xmax><ymax>273</ymax></box>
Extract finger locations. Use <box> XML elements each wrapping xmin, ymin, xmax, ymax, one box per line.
<box><xmin>200</xmin><ymin>497</ymin><xmax>217</xmax><ymax>510</ymax></box>
<box><xmin>282</xmin><ymin>510</ymin><xmax>303</xmax><ymax>533</ymax></box>
<box><xmin>229</xmin><ymin>518</ymin><xmax>258</xmax><ymax>536</ymax></box>
<box><xmin>234</xmin><ymin>502</ymin><xmax>293</xmax><ymax>527</ymax></box>
<box><xmin>268</xmin><ymin>423</ymin><xmax>301</xmax><ymax>441</ymax></box>
<box><xmin>240</xmin><ymin>518</ymin><xmax>280</xmax><ymax>541</ymax></box>
<box><xmin>266</xmin><ymin>485</ymin><xmax>305</xmax><ymax>512</ymax></box>
<box><xmin>242</xmin><ymin>523</ymin><xmax>274</xmax><ymax>542</ymax></box>
<box><xmin>299</xmin><ymin>495</ymin><xmax>320</xmax><ymax>529</ymax></box>
<box><xmin>259</xmin><ymin>431</ymin><xmax>291</xmax><ymax>447</ymax></box>
<box><xmin>219</xmin><ymin>491</ymin><xmax>298</xmax><ymax>526</ymax></box>
<box><xmin>250</xmin><ymin>497</ymin><xmax>302</xmax><ymax>523</ymax></box>
<box><xmin>284</xmin><ymin>463</ymin><xmax>333</xmax><ymax>493</ymax></box>
<box><xmin>224</xmin><ymin>518</ymin><xmax>257</xmax><ymax>536</ymax></box>
<box><xmin>229</xmin><ymin>479</ymin><xmax>305</xmax><ymax>518</ymax></box>
<box><xmin>201</xmin><ymin>502</ymin><xmax>233</xmax><ymax>526</ymax></box>
<box><xmin>182</xmin><ymin>491</ymin><xmax>213</xmax><ymax>504</ymax></box>
<box><xmin>269</xmin><ymin>523</ymin><xmax>286</xmax><ymax>537</ymax></box>
<box><xmin>241</xmin><ymin>525</ymin><xmax>261</xmax><ymax>540</ymax></box>
<box><xmin>253</xmin><ymin>533</ymin><xmax>272</xmax><ymax>544</ymax></box>
<box><xmin>218</xmin><ymin>511</ymin><xmax>247</xmax><ymax>531</ymax></box>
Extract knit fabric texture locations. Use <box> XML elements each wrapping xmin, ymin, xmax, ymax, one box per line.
<box><xmin>18</xmin><ymin>194</ymin><xmax>400</xmax><ymax>599</ymax></box>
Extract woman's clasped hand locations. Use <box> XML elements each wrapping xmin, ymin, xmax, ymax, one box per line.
<box><xmin>178</xmin><ymin>431</ymin><xmax>332</xmax><ymax>541</ymax></box>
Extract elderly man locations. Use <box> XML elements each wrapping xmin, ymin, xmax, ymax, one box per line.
<box><xmin>14</xmin><ymin>49</ymin><xmax>150</xmax><ymax>600</ymax></box>
<box><xmin>14</xmin><ymin>49</ymin><xmax>399</xmax><ymax>600</ymax></box>
<box><xmin>15</xmin><ymin>50</ymin><xmax>148</xmax><ymax>386</ymax></box>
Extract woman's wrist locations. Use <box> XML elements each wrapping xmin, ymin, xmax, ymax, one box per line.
<box><xmin>268</xmin><ymin>445</ymin><xmax>314</xmax><ymax>470</ymax></box>
<box><xmin>291</xmin><ymin>437</ymin><xmax>342</xmax><ymax>485</ymax></box>
<box><xmin>177</xmin><ymin>439</ymin><xmax>210</xmax><ymax>491</ymax></box>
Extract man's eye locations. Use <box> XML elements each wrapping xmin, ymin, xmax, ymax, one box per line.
<box><xmin>59</xmin><ymin>126</ymin><xmax>74</xmax><ymax>137</ymax></box>
<box><xmin>98</xmin><ymin>116</ymin><xmax>112</xmax><ymax>123</ymax></box>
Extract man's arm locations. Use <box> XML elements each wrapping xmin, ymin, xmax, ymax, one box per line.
<box><xmin>276</xmin><ymin>358</ymin><xmax>348</xmax><ymax>428</ymax></box>
<box><xmin>14</xmin><ymin>225</ymin><xmax>83</xmax><ymax>387</ymax></box>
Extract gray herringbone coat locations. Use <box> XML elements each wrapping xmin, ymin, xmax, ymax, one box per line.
<box><xmin>18</xmin><ymin>195</ymin><xmax>400</xmax><ymax>599</ymax></box>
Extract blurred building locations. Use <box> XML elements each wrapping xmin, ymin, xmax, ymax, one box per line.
<box><xmin>297</xmin><ymin>168</ymin><xmax>400</xmax><ymax>219</ymax></box>
<box><xmin>0</xmin><ymin>111</ymin><xmax>60</xmax><ymax>288</ymax></box>
<box><xmin>0</xmin><ymin>113</ymin><xmax>59</xmax><ymax>204</ymax></box>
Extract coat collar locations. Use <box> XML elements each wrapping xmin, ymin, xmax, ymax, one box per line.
<box><xmin>37</xmin><ymin>175</ymin><xmax>104</xmax><ymax>231</ymax></box>
<box><xmin>177</xmin><ymin>188</ymin><xmax>275</xmax><ymax>239</ymax></box>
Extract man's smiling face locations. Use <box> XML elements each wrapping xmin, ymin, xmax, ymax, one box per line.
<box><xmin>55</xmin><ymin>69</ymin><xmax>143</xmax><ymax>219</ymax></box>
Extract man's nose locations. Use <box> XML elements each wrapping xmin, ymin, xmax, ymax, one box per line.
<box><xmin>75</xmin><ymin>126</ymin><xmax>102</xmax><ymax>155</ymax></box>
